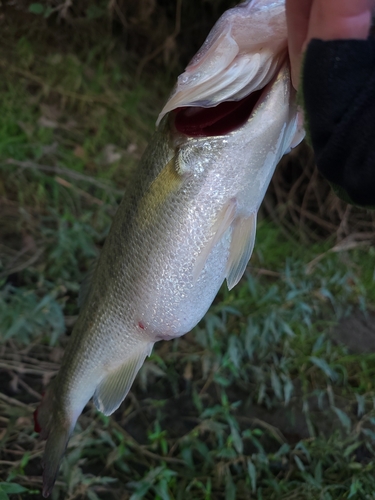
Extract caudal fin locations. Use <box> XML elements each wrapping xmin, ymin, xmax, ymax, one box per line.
<box><xmin>34</xmin><ymin>342</ymin><xmax>154</xmax><ymax>495</ymax></box>
<box><xmin>41</xmin><ymin>424</ymin><xmax>72</xmax><ymax>497</ymax></box>
<box><xmin>34</xmin><ymin>385</ymin><xmax>76</xmax><ymax>497</ymax></box>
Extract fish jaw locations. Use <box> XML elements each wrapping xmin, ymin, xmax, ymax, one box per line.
<box><xmin>157</xmin><ymin>0</ymin><xmax>287</xmax><ymax>123</ymax></box>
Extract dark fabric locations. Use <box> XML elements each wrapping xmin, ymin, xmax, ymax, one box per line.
<box><xmin>302</xmin><ymin>38</ymin><xmax>375</xmax><ymax>206</ymax></box>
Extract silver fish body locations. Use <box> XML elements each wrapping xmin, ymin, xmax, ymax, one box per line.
<box><xmin>35</xmin><ymin>0</ymin><xmax>304</xmax><ymax>496</ymax></box>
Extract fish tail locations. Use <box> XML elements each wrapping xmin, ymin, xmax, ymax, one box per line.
<box><xmin>34</xmin><ymin>385</ymin><xmax>54</xmax><ymax>440</ymax></box>
<box><xmin>34</xmin><ymin>383</ymin><xmax>76</xmax><ymax>497</ymax></box>
<box><xmin>42</xmin><ymin>422</ymin><xmax>72</xmax><ymax>497</ymax></box>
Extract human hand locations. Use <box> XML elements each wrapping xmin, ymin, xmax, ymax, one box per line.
<box><xmin>286</xmin><ymin>0</ymin><xmax>374</xmax><ymax>89</ymax></box>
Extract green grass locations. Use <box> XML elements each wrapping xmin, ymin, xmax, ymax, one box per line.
<box><xmin>1</xmin><ymin>22</ymin><xmax>375</xmax><ymax>500</ymax></box>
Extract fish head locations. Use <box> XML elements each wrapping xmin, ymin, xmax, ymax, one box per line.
<box><xmin>170</xmin><ymin>60</ymin><xmax>303</xmax><ymax>205</ymax></box>
<box><xmin>154</xmin><ymin>0</ymin><xmax>305</xmax><ymax>235</ymax></box>
<box><xmin>157</xmin><ymin>0</ymin><xmax>290</xmax><ymax>124</ymax></box>
<box><xmin>157</xmin><ymin>0</ymin><xmax>304</xmax><ymax>171</ymax></box>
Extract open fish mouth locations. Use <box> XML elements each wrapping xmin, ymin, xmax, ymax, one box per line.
<box><xmin>173</xmin><ymin>87</ymin><xmax>265</xmax><ymax>137</ymax></box>
<box><xmin>33</xmin><ymin>2</ymin><xmax>306</xmax><ymax>497</ymax></box>
<box><xmin>171</xmin><ymin>55</ymin><xmax>287</xmax><ymax>138</ymax></box>
<box><xmin>157</xmin><ymin>0</ymin><xmax>287</xmax><ymax>128</ymax></box>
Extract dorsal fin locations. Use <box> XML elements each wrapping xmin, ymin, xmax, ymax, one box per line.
<box><xmin>78</xmin><ymin>260</ymin><xmax>98</xmax><ymax>308</ymax></box>
<box><xmin>93</xmin><ymin>342</ymin><xmax>154</xmax><ymax>416</ymax></box>
<box><xmin>226</xmin><ymin>212</ymin><xmax>257</xmax><ymax>290</ymax></box>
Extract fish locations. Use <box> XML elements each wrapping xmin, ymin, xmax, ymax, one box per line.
<box><xmin>34</xmin><ymin>0</ymin><xmax>304</xmax><ymax>496</ymax></box>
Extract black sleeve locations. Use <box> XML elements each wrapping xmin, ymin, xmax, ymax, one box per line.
<box><xmin>302</xmin><ymin>38</ymin><xmax>375</xmax><ymax>207</ymax></box>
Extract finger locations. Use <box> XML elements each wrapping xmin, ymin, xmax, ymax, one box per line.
<box><xmin>286</xmin><ymin>0</ymin><xmax>313</xmax><ymax>88</ymax></box>
<box><xmin>306</xmin><ymin>0</ymin><xmax>373</xmax><ymax>43</ymax></box>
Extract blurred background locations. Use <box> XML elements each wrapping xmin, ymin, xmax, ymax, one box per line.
<box><xmin>1</xmin><ymin>1</ymin><xmax>375</xmax><ymax>499</ymax></box>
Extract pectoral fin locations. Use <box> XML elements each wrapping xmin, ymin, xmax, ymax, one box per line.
<box><xmin>226</xmin><ymin>213</ymin><xmax>257</xmax><ymax>290</ymax></box>
<box><xmin>93</xmin><ymin>342</ymin><xmax>154</xmax><ymax>416</ymax></box>
<box><xmin>193</xmin><ymin>199</ymin><xmax>237</xmax><ymax>281</ymax></box>
<box><xmin>289</xmin><ymin>111</ymin><xmax>305</xmax><ymax>149</ymax></box>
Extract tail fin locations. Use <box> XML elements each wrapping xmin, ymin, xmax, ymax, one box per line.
<box><xmin>34</xmin><ymin>342</ymin><xmax>154</xmax><ymax>496</ymax></box>
<box><xmin>41</xmin><ymin>424</ymin><xmax>72</xmax><ymax>497</ymax></box>
<box><xmin>34</xmin><ymin>384</ymin><xmax>76</xmax><ymax>498</ymax></box>
<box><xmin>34</xmin><ymin>387</ymin><xmax>53</xmax><ymax>441</ymax></box>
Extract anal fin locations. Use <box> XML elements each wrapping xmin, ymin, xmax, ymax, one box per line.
<box><xmin>93</xmin><ymin>342</ymin><xmax>154</xmax><ymax>416</ymax></box>
<box><xmin>226</xmin><ymin>212</ymin><xmax>257</xmax><ymax>290</ymax></box>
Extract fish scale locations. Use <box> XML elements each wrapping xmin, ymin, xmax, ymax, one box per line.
<box><xmin>34</xmin><ymin>0</ymin><xmax>305</xmax><ymax>496</ymax></box>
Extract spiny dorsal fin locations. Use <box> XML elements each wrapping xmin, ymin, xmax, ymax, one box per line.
<box><xmin>193</xmin><ymin>199</ymin><xmax>237</xmax><ymax>281</ymax></box>
<box><xmin>226</xmin><ymin>212</ymin><xmax>257</xmax><ymax>290</ymax></box>
<box><xmin>93</xmin><ymin>342</ymin><xmax>154</xmax><ymax>416</ymax></box>
<box><xmin>78</xmin><ymin>260</ymin><xmax>98</xmax><ymax>309</ymax></box>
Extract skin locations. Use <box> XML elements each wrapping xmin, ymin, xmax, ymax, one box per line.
<box><xmin>286</xmin><ymin>0</ymin><xmax>375</xmax><ymax>89</ymax></box>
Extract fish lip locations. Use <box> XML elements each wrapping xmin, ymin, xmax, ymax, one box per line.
<box><xmin>169</xmin><ymin>53</ymin><xmax>288</xmax><ymax>142</ymax></box>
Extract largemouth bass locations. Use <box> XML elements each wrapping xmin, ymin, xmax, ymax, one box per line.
<box><xmin>35</xmin><ymin>0</ymin><xmax>304</xmax><ymax>496</ymax></box>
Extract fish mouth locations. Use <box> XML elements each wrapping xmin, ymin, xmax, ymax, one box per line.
<box><xmin>158</xmin><ymin>0</ymin><xmax>288</xmax><ymax>134</ymax></box>
<box><xmin>172</xmin><ymin>85</ymin><xmax>265</xmax><ymax>138</ymax></box>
